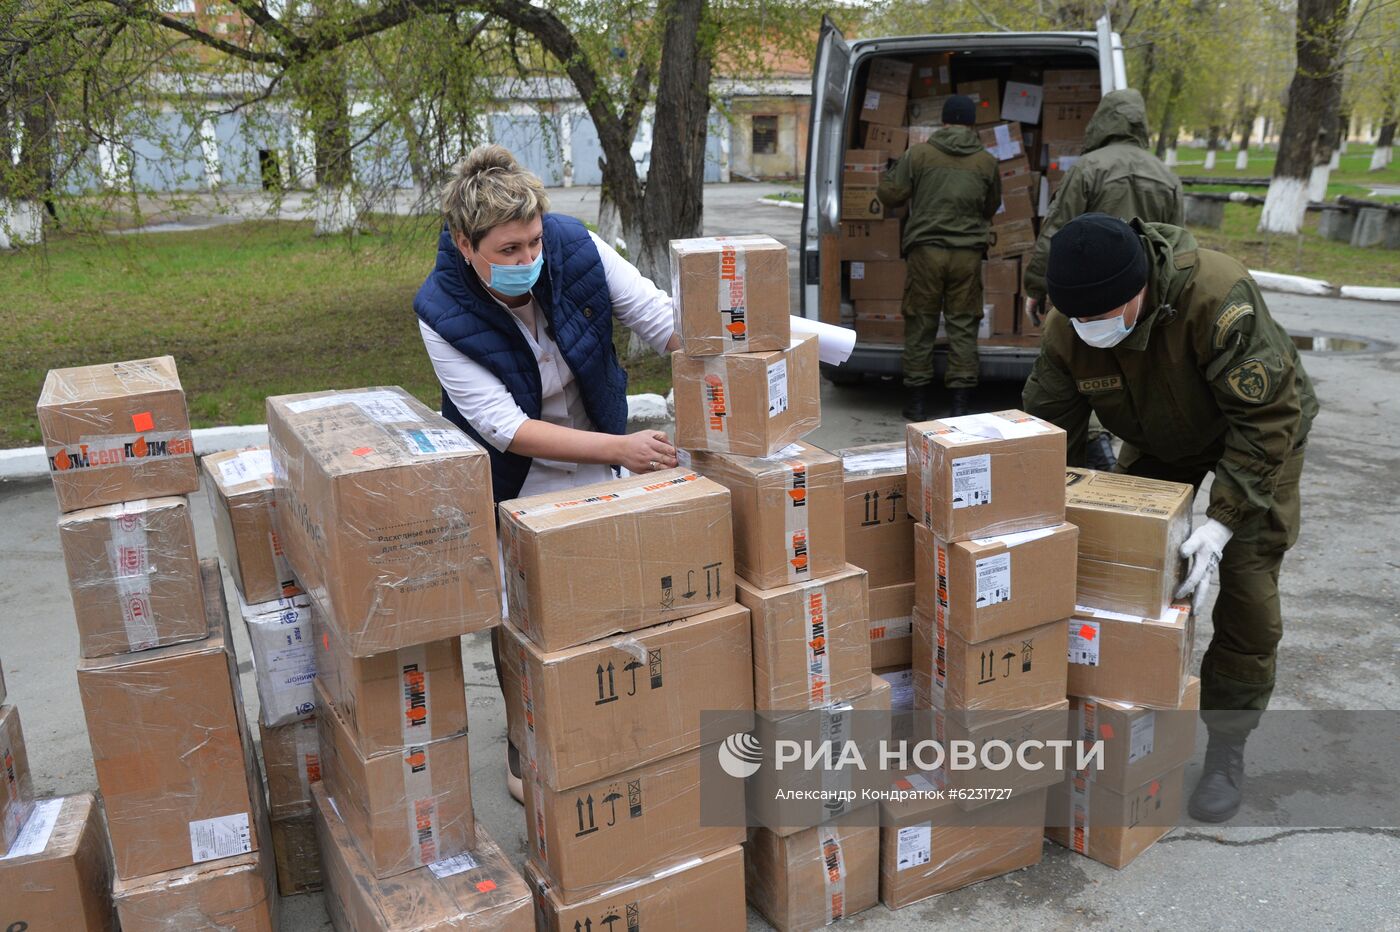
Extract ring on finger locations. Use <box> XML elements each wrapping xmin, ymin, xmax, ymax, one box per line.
<box><xmin>648</xmin><ymin>460</ymin><xmax>660</xmax><ymax>471</ymax></box>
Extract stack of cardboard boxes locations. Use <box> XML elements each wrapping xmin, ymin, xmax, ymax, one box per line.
<box><xmin>839</xmin><ymin>57</ymin><xmax>1104</xmax><ymax>345</ymax></box>
<box><xmin>37</xmin><ymin>356</ymin><xmax>278</xmax><ymax>929</ymax></box>
<box><xmin>886</xmin><ymin>410</ymin><xmax>1074</xmax><ymax>907</ymax></box>
<box><xmin>266</xmin><ymin>386</ymin><xmax>532</xmax><ymax>928</ymax></box>
<box><xmin>496</xmin><ymin>470</ymin><xmax>749</xmax><ymax>927</ymax></box>
<box><xmin>202</xmin><ymin>447</ymin><xmax>323</xmax><ymax>896</ymax></box>
<box><xmin>1046</xmin><ymin>468</ymin><xmax>1200</xmax><ymax>868</ymax></box>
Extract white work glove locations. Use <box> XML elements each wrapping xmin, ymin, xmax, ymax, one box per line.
<box><xmin>1174</xmin><ymin>518</ymin><xmax>1234</xmax><ymax>617</ymax></box>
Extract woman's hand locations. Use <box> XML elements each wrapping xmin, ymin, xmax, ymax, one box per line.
<box><xmin>613</xmin><ymin>430</ymin><xmax>679</xmax><ymax>474</ymax></box>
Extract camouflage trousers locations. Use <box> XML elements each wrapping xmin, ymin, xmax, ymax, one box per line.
<box><xmin>901</xmin><ymin>244</ymin><xmax>983</xmax><ymax>389</ymax></box>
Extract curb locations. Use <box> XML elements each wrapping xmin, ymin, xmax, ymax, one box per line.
<box><xmin>757</xmin><ymin>197</ymin><xmax>804</xmax><ymax>211</ymax></box>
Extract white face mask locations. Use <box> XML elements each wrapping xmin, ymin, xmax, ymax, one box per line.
<box><xmin>1071</xmin><ymin>313</ymin><xmax>1134</xmax><ymax>348</ymax></box>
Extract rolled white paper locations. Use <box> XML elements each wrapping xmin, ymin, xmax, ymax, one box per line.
<box><xmin>790</xmin><ymin>315</ymin><xmax>857</xmax><ymax>366</ymax></box>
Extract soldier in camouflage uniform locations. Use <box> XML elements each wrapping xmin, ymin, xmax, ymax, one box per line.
<box><xmin>877</xmin><ymin>94</ymin><xmax>1001</xmax><ymax>420</ymax></box>
<box><xmin>1023</xmin><ymin>214</ymin><xmax>1317</xmax><ymax>823</ymax></box>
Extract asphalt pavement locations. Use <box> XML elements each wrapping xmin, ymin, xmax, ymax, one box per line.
<box><xmin>3</xmin><ymin>182</ymin><xmax>1398</xmax><ymax>929</ymax></box>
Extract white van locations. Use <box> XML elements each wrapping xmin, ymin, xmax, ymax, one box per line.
<box><xmin>800</xmin><ymin>18</ymin><xmax>1128</xmax><ymax>383</ymax></box>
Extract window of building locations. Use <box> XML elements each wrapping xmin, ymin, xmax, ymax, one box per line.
<box><xmin>752</xmin><ymin>115</ymin><xmax>779</xmax><ymax>155</ymax></box>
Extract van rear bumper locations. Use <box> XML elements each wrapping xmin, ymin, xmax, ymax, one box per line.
<box><xmin>828</xmin><ymin>341</ymin><xmax>1041</xmax><ymax>382</ymax></box>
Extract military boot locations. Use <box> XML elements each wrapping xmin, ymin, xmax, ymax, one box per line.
<box><xmin>902</xmin><ymin>385</ymin><xmax>931</xmax><ymax>422</ymax></box>
<box><xmin>1188</xmin><ymin>732</ymin><xmax>1246</xmax><ymax>822</ymax></box>
<box><xmin>950</xmin><ymin>387</ymin><xmax>974</xmax><ymax>417</ymax></box>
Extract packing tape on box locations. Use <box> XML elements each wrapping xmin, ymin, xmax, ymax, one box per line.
<box><xmin>820</xmin><ymin>826</ymin><xmax>848</xmax><ymax>923</ymax></box>
<box><xmin>933</xmin><ymin>542</ymin><xmax>949</xmax><ymax>695</ymax></box>
<box><xmin>49</xmin><ymin>429</ymin><xmax>194</xmax><ymax>474</ymax></box>
<box><xmin>718</xmin><ymin>241</ymin><xmax>750</xmax><ymax>352</ymax></box>
<box><xmin>869</xmin><ymin>609</ymin><xmax>912</xmax><ymax>643</ymax></box>
<box><xmin>506</xmin><ymin>471</ymin><xmax>707</xmax><ymax>519</ymax></box>
<box><xmin>1069</xmin><ymin>771</ymin><xmax>1091</xmax><ymax>854</ymax></box>
<box><xmin>699</xmin><ymin>356</ymin><xmax>733</xmax><ymax>451</ymax></box>
<box><xmin>819</xmin><ymin>702</ymin><xmax>855</xmax><ymax>818</ymax></box>
<box><xmin>398</xmin><ymin>643</ymin><xmax>431</xmax><ymax>746</ymax></box>
<box><xmin>780</xmin><ymin>457</ymin><xmax>812</xmax><ymax>585</ymax></box>
<box><xmin>401</xmin><ymin>742</ymin><xmax>441</xmax><ymax>868</ymax></box>
<box><xmin>804</xmin><ymin>581</ymin><xmax>834</xmax><ymax>706</ymax></box>
<box><xmin>517</xmin><ymin>642</ymin><xmax>549</xmax><ymax>864</ymax></box>
<box><xmin>107</xmin><ymin>499</ymin><xmax>160</xmax><ymax>651</ymax></box>
<box><xmin>267</xmin><ymin>528</ymin><xmax>298</xmax><ymax>595</ymax></box>
<box><xmin>294</xmin><ymin>721</ymin><xmax>322</xmax><ymax>803</ymax></box>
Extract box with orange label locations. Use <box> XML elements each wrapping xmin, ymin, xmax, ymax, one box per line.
<box><xmin>691</xmin><ymin>441</ymin><xmax>844</xmax><ymax>590</ymax></box>
<box><xmin>746</xmin><ymin>813</ymin><xmax>879</xmax><ymax>931</ymax></box>
<box><xmin>1066</xmin><ymin>603</ymin><xmax>1195</xmax><ymax>709</ymax></box>
<box><xmin>1045</xmin><ymin>765</ymin><xmax>1185</xmax><ymax>869</ymax></box>
<box><xmin>868</xmin><ymin>582</ymin><xmax>915</xmax><ymax>669</ymax></box>
<box><xmin>1070</xmin><ymin>676</ymin><xmax>1200</xmax><ymax>793</ymax></box>
<box><xmin>202</xmin><ymin>447</ymin><xmax>299</xmax><ymax>604</ymax></box>
<box><xmin>669</xmin><ymin>235</ymin><xmax>791</xmax><ymax>357</ymax></box>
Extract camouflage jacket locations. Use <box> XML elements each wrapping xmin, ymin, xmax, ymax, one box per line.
<box><xmin>877</xmin><ymin>124</ymin><xmax>1001</xmax><ymax>251</ymax></box>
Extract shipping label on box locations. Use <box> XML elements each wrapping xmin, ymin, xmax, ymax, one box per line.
<box><xmin>0</xmin><ymin>794</ymin><xmax>116</xmax><ymax>932</ymax></box>
<box><xmin>670</xmin><ymin>235</ymin><xmax>791</xmax><ymax>357</ymax></box>
<box><xmin>266</xmin><ymin>387</ymin><xmax>500</xmax><ymax>657</ymax></box>
<box><xmin>239</xmin><ymin>590</ymin><xmax>317</xmax><ymax>728</ymax></box>
<box><xmin>840</xmin><ymin>220</ymin><xmax>902</xmax><ymax>261</ymax></box>
<box><xmin>114</xmin><ymin>844</ymin><xmax>278</xmax><ymax>932</ymax></box>
<box><xmin>746</xmin><ymin>815</ymin><xmax>878</xmax><ymax>930</ymax></box>
<box><xmin>1071</xmin><ymin>676</ymin><xmax>1199</xmax><ymax>792</ymax></box>
<box><xmin>501</xmin><ymin>604</ymin><xmax>752</xmax><ymax>790</ymax></box>
<box><xmin>692</xmin><ymin>441</ymin><xmax>845</xmax><ymax>590</ymax></box>
<box><xmin>313</xmin><ymin>787</ymin><xmax>533</xmax><ymax>931</ymax></box>
<box><xmin>0</xmin><ymin>704</ymin><xmax>34</xmax><ymax>854</ymax></box>
<box><xmin>530</xmin><ymin>845</ymin><xmax>746</xmax><ymax>932</ymax></box>
<box><xmin>1001</xmin><ymin>81</ymin><xmax>1044</xmax><ymax>124</ymax></box>
<box><xmin>1046</xmin><ymin>765</ymin><xmax>1184</xmax><ymax>870</ymax></box>
<box><xmin>914</xmin><ymin>523</ymin><xmax>1077</xmax><ymax>644</ymax></box>
<box><xmin>58</xmin><ymin>496</ymin><xmax>206</xmax><ymax>659</ymax></box>
<box><xmin>38</xmin><ymin>355</ymin><xmax>199</xmax><ymax>513</ymax></box>
<box><xmin>739</xmin><ymin>565</ymin><xmax>872</xmax><ymax>712</ymax></box>
<box><xmin>77</xmin><ymin>561</ymin><xmax>265</xmax><ymax>880</ymax></box>
<box><xmin>1066</xmin><ymin>603</ymin><xmax>1195</xmax><ymax>709</ymax></box>
<box><xmin>259</xmin><ymin>718</ymin><xmax>322</xmax><ymax>821</ymax></box>
<box><xmin>978</xmin><ymin>122</ymin><xmax>1025</xmax><ymax>161</ymax></box>
<box><xmin>202</xmin><ymin>448</ymin><xmax>299</xmax><ymax>605</ymax></box>
<box><xmin>905</xmin><ymin>411</ymin><xmax>1066</xmax><ymax>542</ymax></box>
<box><xmin>859</xmin><ymin>89</ymin><xmax>908</xmax><ymax>127</ymax></box>
<box><xmin>523</xmin><ymin>747</ymin><xmax>745</xmax><ymax>905</ymax></box>
<box><xmin>315</xmin><ymin>682</ymin><xmax>474</xmax><ymax>879</ymax></box>
<box><xmin>673</xmin><ymin>334</ymin><xmax>821</xmax><ymax>458</ymax></box>
<box><xmin>913</xmin><ymin>608</ymin><xmax>1069</xmax><ymax>721</ymax></box>
<box><xmin>313</xmin><ymin>617</ymin><xmax>466</xmax><ymax>759</ymax></box>
<box><xmin>499</xmin><ymin>469</ymin><xmax>735</xmax><ymax>651</ymax></box>
<box><xmin>837</xmin><ymin>442</ymin><xmax>915</xmax><ymax>588</ymax></box>
<box><xmin>869</xmin><ymin>583</ymin><xmax>915</xmax><ymax>669</ymax></box>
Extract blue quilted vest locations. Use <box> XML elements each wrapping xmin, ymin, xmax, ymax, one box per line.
<box><xmin>413</xmin><ymin>213</ymin><xmax>627</xmax><ymax>502</ymax></box>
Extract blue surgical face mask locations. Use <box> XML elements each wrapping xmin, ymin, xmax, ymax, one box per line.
<box><xmin>484</xmin><ymin>252</ymin><xmax>543</xmax><ymax>297</ymax></box>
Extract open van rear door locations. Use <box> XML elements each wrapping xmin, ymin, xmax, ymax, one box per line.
<box><xmin>799</xmin><ymin>17</ymin><xmax>851</xmax><ymax>321</ymax></box>
<box><xmin>1096</xmin><ymin>15</ymin><xmax>1128</xmax><ymax>91</ymax></box>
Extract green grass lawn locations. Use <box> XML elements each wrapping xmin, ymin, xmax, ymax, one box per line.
<box><xmin>1172</xmin><ymin>143</ymin><xmax>1400</xmax><ymax>202</ymax></box>
<box><xmin>1187</xmin><ymin>203</ymin><xmax>1400</xmax><ymax>287</ymax></box>
<box><xmin>1</xmin><ymin>218</ymin><xmax>672</xmax><ymax>448</ymax></box>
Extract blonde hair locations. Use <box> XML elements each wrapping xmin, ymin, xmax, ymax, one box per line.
<box><xmin>441</xmin><ymin>145</ymin><xmax>550</xmax><ymax>247</ymax></box>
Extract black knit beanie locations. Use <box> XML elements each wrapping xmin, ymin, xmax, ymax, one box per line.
<box><xmin>941</xmin><ymin>95</ymin><xmax>977</xmax><ymax>126</ymax></box>
<box><xmin>1045</xmin><ymin>214</ymin><xmax>1149</xmax><ymax>318</ymax></box>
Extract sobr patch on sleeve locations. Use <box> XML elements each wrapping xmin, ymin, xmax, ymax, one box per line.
<box><xmin>1225</xmin><ymin>358</ymin><xmax>1271</xmax><ymax>403</ymax></box>
<box><xmin>1214</xmin><ymin>302</ymin><xmax>1255</xmax><ymax>349</ymax></box>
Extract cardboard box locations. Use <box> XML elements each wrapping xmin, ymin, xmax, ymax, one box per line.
<box><xmin>258</xmin><ymin>717</ymin><xmax>321</xmax><ymax>820</ymax></box>
<box><xmin>1066</xmin><ymin>604</ymin><xmax>1195</xmax><ymax>709</ymax></box>
<box><xmin>924</xmin><ymin>700</ymin><xmax>1070</xmax><ymax>807</ymax></box>
<box><xmin>878</xmin><ymin>788</ymin><xmax>1045</xmax><ymax>908</ymax></box>
<box><xmin>114</xmin><ymin>846</ymin><xmax>278</xmax><ymax>931</ymax></box>
<box><xmin>914</xmin><ymin>522</ymin><xmax>1077</xmax><ymax>644</ymax></box>
<box><xmin>906</xmin><ymin>96</ymin><xmax>957</xmax><ymax>127</ymax></box>
<box><xmin>978</xmin><ymin>122</ymin><xmax>1025</xmax><ymax>162</ymax></box>
<box><xmin>202</xmin><ymin>448</ymin><xmax>299</xmax><ymax>604</ymax></box>
<box><xmin>238</xmin><ymin>590</ymin><xmax>316</xmax><ymax>728</ymax></box>
<box><xmin>987</xmin><ymin>218</ymin><xmax>1036</xmax><ymax>258</ymax></box>
<box><xmin>0</xmin><ymin>657</ymin><xmax>6</xmax><ymax>705</ymax></box>
<box><xmin>855</xmin><ymin>314</ymin><xmax>904</xmax><ymax>345</ymax></box>
<box><xmin>982</xmin><ymin>258</ymin><xmax>1020</xmax><ymax>295</ymax></box>
<box><xmin>842</xmin><ymin>148</ymin><xmax>886</xmax><ymax>179</ymax></box>
<box><xmin>867</xmin><ymin>57</ymin><xmax>914</xmax><ymax>94</ymax></box>
<box><xmin>905</xmin><ymin>411</ymin><xmax>1067</xmax><ymax>542</ymax></box>
<box><xmin>313</xmin><ymin>786</ymin><xmax>533</xmax><ymax>931</ymax></box>
<box><xmin>987</xmin><ymin>293</ymin><xmax>1018</xmax><ymax>336</ymax></box>
<box><xmin>314</xmin><ymin>617</ymin><xmax>466</xmax><ymax>758</ymax></box>
<box><xmin>1064</xmin><ymin>468</ymin><xmax>1193</xmax><ymax>618</ymax></box>
<box><xmin>837</xmin><ymin>442</ymin><xmax>915</xmax><ymax>588</ymax></box>
<box><xmin>739</xmin><ymin>565</ymin><xmax>872</xmax><ymax>712</ymax></box>
<box><xmin>522</xmin><ymin>746</ymin><xmax>745</xmax><ymax>905</ymax></box>
<box><xmin>315</xmin><ymin>681</ymin><xmax>474</xmax><ymax>879</ymax></box>
<box><xmin>848</xmin><ymin>260</ymin><xmax>906</xmax><ymax>301</ymax></box>
<box><xmin>77</xmin><ymin>561</ymin><xmax>265</xmax><ymax>880</ymax></box>
<box><xmin>746</xmin><ymin>814</ymin><xmax>879</xmax><ymax>930</ymax></box>
<box><xmin>0</xmin><ymin>704</ymin><xmax>34</xmax><ymax>856</ymax></box>
<box><xmin>529</xmin><ymin>845</ymin><xmax>746</xmax><ymax>932</ymax></box>
<box><xmin>498</xmin><ymin>468</ymin><xmax>735</xmax><ymax>651</ymax></box>
<box><xmin>994</xmin><ymin>186</ymin><xmax>1036</xmax><ymax>226</ymax></box>
<box><xmin>859</xmin><ymin>89</ymin><xmax>908</xmax><ymax>127</ymax></box>
<box><xmin>840</xmin><ymin>220</ymin><xmax>902</xmax><ymax>261</ymax></box>
<box><xmin>500</xmin><ymin>603</ymin><xmax>753</xmax><ymax>790</ymax></box>
<box><xmin>669</xmin><ymin>235</ymin><xmax>791</xmax><ymax>356</ymax></box>
<box><xmin>913</xmin><ymin>609</ymin><xmax>1068</xmax><ymax>721</ymax></box>
<box><xmin>869</xmin><ymin>583</ymin><xmax>915</xmax><ymax>668</ymax></box>
<box><xmin>854</xmin><ymin>299</ymin><xmax>903</xmax><ymax>318</ymax></box>
<box><xmin>1043</xmin><ymin>102</ymin><xmax>1095</xmax><ymax>140</ymax></box>
<box><xmin>672</xmin><ymin>334</ymin><xmax>821</xmax><ymax>458</ymax></box>
<box><xmin>1045</xmin><ymin>765</ymin><xmax>1185</xmax><ymax>869</ymax></box>
<box><xmin>1001</xmin><ymin>81</ymin><xmax>1044</xmax><ymax>124</ymax></box>
<box><xmin>691</xmin><ymin>441</ymin><xmax>845</xmax><ymax>590</ymax></box>
<box><xmin>266</xmin><ymin>386</ymin><xmax>500</xmax><ymax>657</ymax></box>
<box><xmin>0</xmin><ymin>794</ymin><xmax>116</xmax><ymax>931</ymax></box>
<box><xmin>1043</xmin><ymin>69</ymin><xmax>1101</xmax><ymax>103</ymax></box>
<box><xmin>841</xmin><ymin>185</ymin><xmax>886</xmax><ymax>221</ymax></box>
<box><xmin>269</xmin><ymin>814</ymin><xmax>321</xmax><ymax>895</ymax></box>
<box><xmin>37</xmin><ymin>355</ymin><xmax>198</xmax><ymax>513</ymax></box>
<box><xmin>956</xmin><ymin>79</ymin><xmax>1001</xmax><ymax>123</ymax></box>
<box><xmin>909</xmin><ymin>53</ymin><xmax>953</xmax><ymax>98</ymax></box>
<box><xmin>1072</xmin><ymin>677</ymin><xmax>1200</xmax><ymax>793</ymax></box>
<box><xmin>864</xmin><ymin>122</ymin><xmax>909</xmax><ymax>154</ymax></box>
<box><xmin>908</xmin><ymin>124</ymin><xmax>940</xmax><ymax>146</ymax></box>
<box><xmin>58</xmin><ymin>496</ymin><xmax>206</xmax><ymax>659</ymax></box>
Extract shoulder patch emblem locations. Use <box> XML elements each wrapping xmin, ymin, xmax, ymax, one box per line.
<box><xmin>1225</xmin><ymin>358</ymin><xmax>1270</xmax><ymax>403</ymax></box>
<box><xmin>1214</xmin><ymin>302</ymin><xmax>1255</xmax><ymax>349</ymax></box>
<box><xmin>1077</xmin><ymin>375</ymin><xmax>1123</xmax><ymax>394</ymax></box>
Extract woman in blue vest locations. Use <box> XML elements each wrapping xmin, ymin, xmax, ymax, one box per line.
<box><xmin>415</xmin><ymin>145</ymin><xmax>680</xmax><ymax>802</ymax></box>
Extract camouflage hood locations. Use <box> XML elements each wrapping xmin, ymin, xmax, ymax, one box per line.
<box><xmin>1082</xmin><ymin>89</ymin><xmax>1151</xmax><ymax>153</ymax></box>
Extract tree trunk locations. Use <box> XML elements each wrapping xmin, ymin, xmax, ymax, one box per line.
<box><xmin>1371</xmin><ymin>118</ymin><xmax>1396</xmax><ymax>171</ymax></box>
<box><xmin>1204</xmin><ymin>124</ymin><xmax>1220</xmax><ymax>170</ymax></box>
<box><xmin>1260</xmin><ymin>0</ymin><xmax>1346</xmax><ymax>234</ymax></box>
<box><xmin>299</xmin><ymin>56</ymin><xmax>357</xmax><ymax>234</ymax></box>
<box><xmin>1235</xmin><ymin>106</ymin><xmax>1257</xmax><ymax>171</ymax></box>
<box><xmin>6</xmin><ymin>81</ymin><xmax>52</xmax><ymax>245</ymax></box>
<box><xmin>1155</xmin><ymin>68</ymin><xmax>1186</xmax><ymax>159</ymax></box>
<box><xmin>1307</xmin><ymin>75</ymin><xmax>1343</xmax><ymax>203</ymax></box>
<box><xmin>636</xmin><ymin>0</ymin><xmax>712</xmax><ymax>287</ymax></box>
